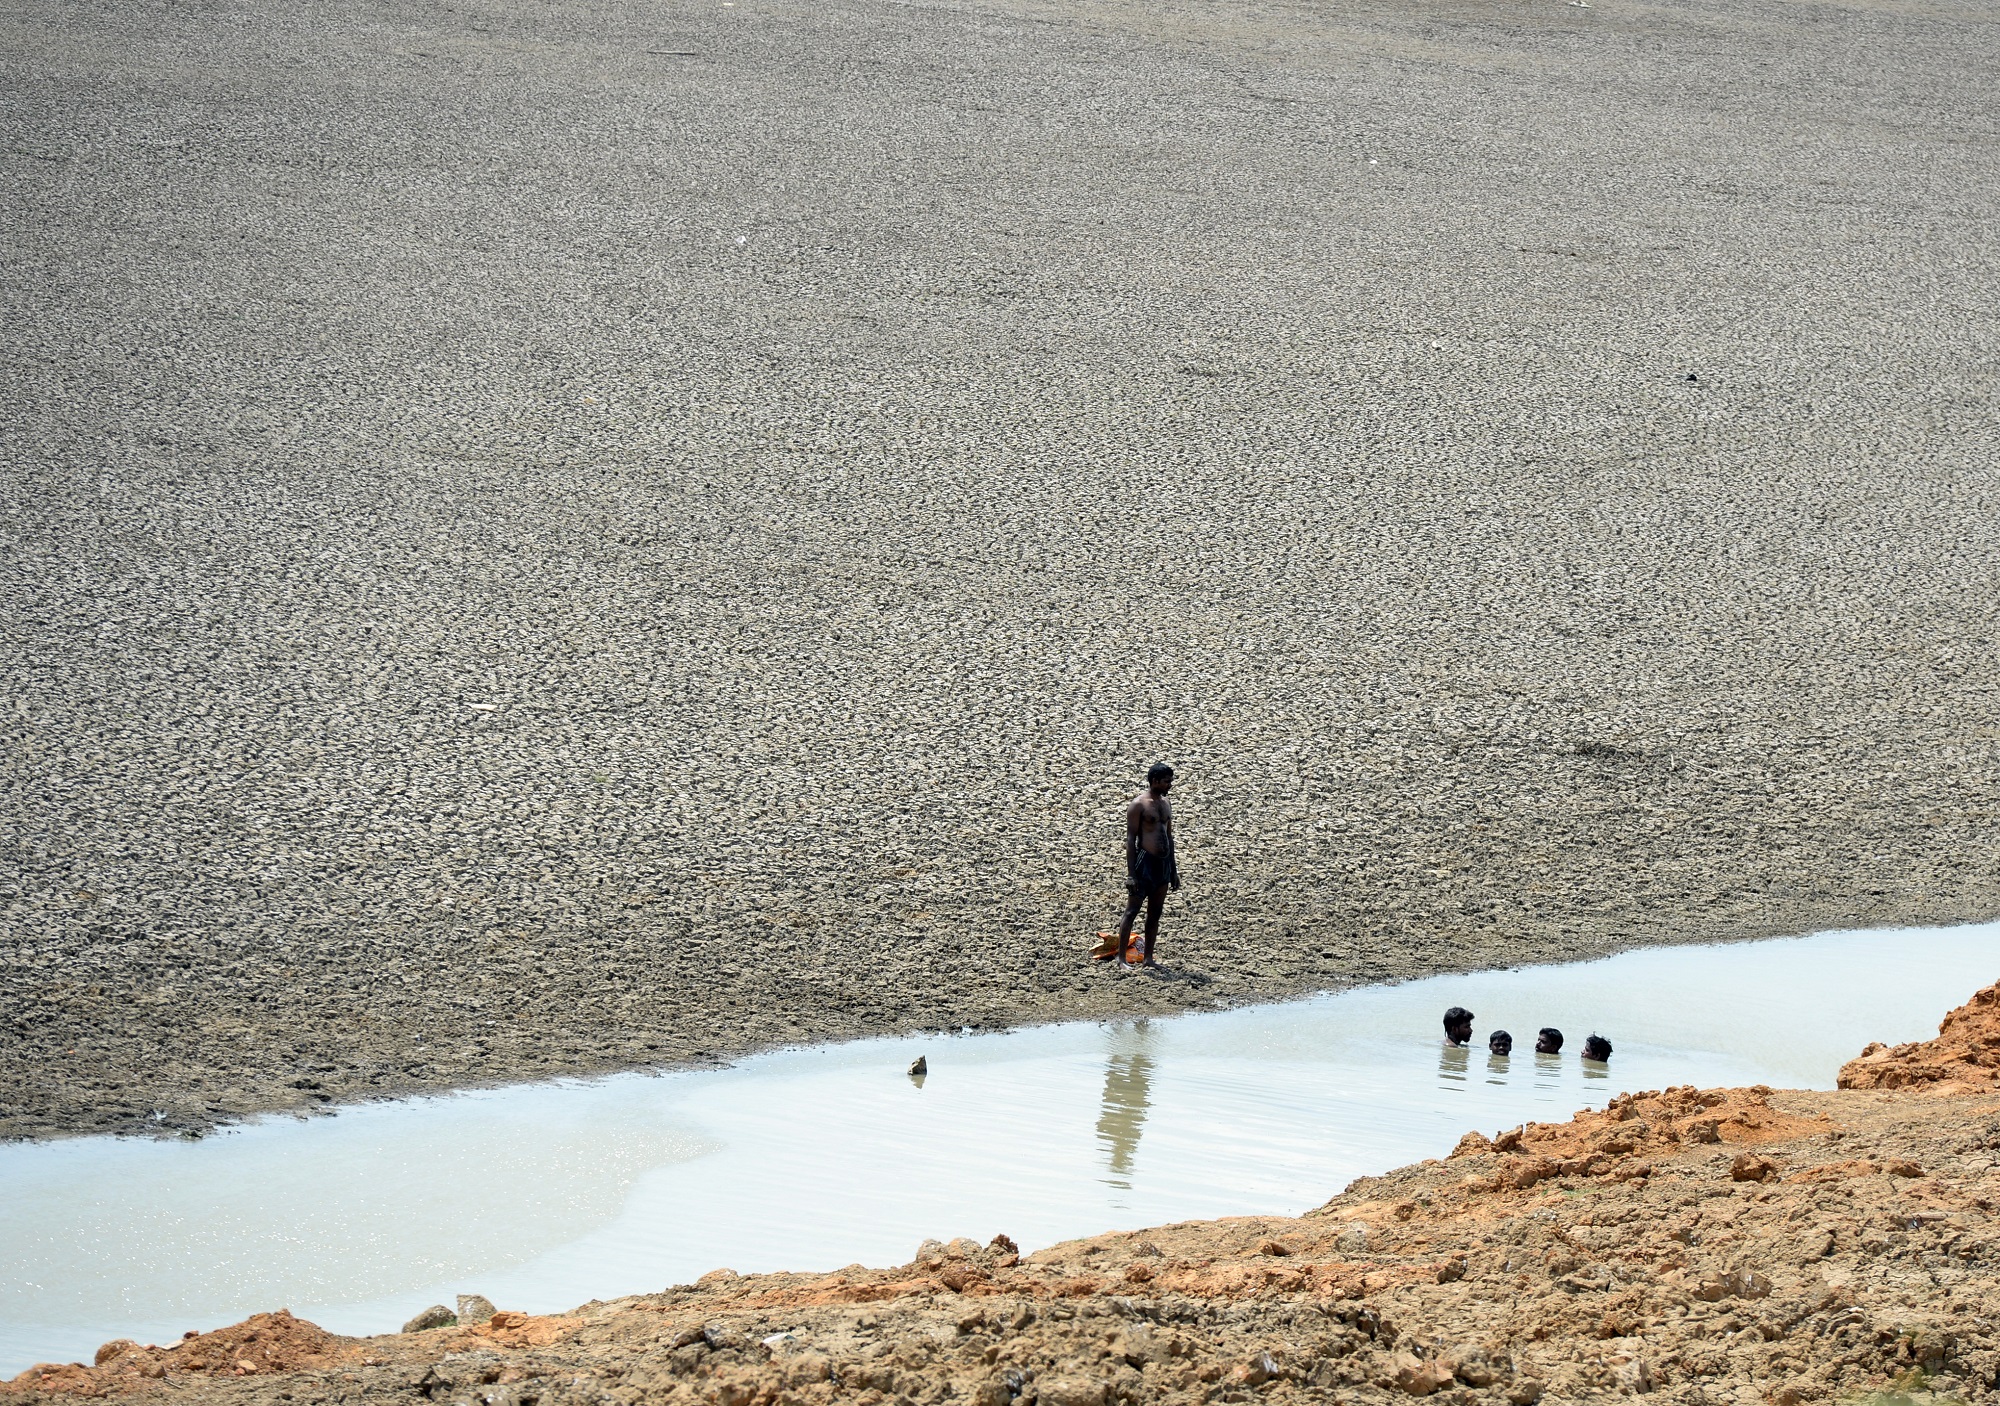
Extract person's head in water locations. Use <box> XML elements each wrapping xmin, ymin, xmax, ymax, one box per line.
<box><xmin>1443</xmin><ymin>1006</ymin><xmax>1474</xmax><ymax>1047</ymax></box>
<box><xmin>1488</xmin><ymin>1029</ymin><xmax>1513</xmax><ymax>1056</ymax></box>
<box><xmin>1536</xmin><ymin>1027</ymin><xmax>1564</xmax><ymax>1055</ymax></box>
<box><xmin>1582</xmin><ymin>1034</ymin><xmax>1612</xmax><ymax>1062</ymax></box>
<box><xmin>1146</xmin><ymin>762</ymin><xmax>1174</xmax><ymax>795</ymax></box>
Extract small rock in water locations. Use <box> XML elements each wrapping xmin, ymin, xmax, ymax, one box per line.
<box><xmin>403</xmin><ymin>1305</ymin><xmax>457</xmax><ymax>1333</ymax></box>
<box><xmin>455</xmin><ymin>1294</ymin><xmax>497</xmax><ymax>1325</ymax></box>
<box><xmin>908</xmin><ymin>1056</ymin><xmax>927</xmax><ymax>1077</ymax></box>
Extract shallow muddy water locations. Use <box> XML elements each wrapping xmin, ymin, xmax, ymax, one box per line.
<box><xmin>4</xmin><ymin>922</ymin><xmax>1995</xmax><ymax>1374</ymax></box>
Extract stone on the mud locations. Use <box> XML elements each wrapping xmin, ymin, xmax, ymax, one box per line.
<box><xmin>1039</xmin><ymin>1374</ymin><xmax>1106</xmax><ymax>1406</ymax></box>
<box><xmin>93</xmin><ymin>1340</ymin><xmax>140</xmax><ymax>1367</ymax></box>
<box><xmin>938</xmin><ymin>1262</ymin><xmax>986</xmax><ymax>1292</ymax></box>
<box><xmin>1613</xmin><ymin>1358</ymin><xmax>1654</xmax><ymax>1394</ymax></box>
<box><xmin>1110</xmin><ymin>1364</ymin><xmax>1143</xmax><ymax>1404</ymax></box>
<box><xmin>1452</xmin><ymin>1347</ymin><xmax>1503</xmax><ymax>1386</ymax></box>
<box><xmin>1391</xmin><ymin>1355</ymin><xmax>1455</xmax><ymax>1396</ymax></box>
<box><xmin>1114</xmin><ymin>1326</ymin><xmax>1155</xmax><ymax>1366</ymax></box>
<box><xmin>915</xmin><ymin>1237</ymin><xmax>948</xmax><ymax>1266</ymax></box>
<box><xmin>1232</xmin><ymin>1350</ymin><xmax>1279</xmax><ymax>1386</ymax></box>
<box><xmin>1730</xmin><ymin>1152</ymin><xmax>1777</xmax><ymax>1182</ymax></box>
<box><xmin>1507</xmin><ymin>1376</ymin><xmax>1547</xmax><ymax>1405</ymax></box>
<box><xmin>671</xmin><ymin>1325</ymin><xmax>706</xmax><ymax>1349</ymax></box>
<box><xmin>1335</xmin><ymin>1221</ymin><xmax>1370</xmax><ymax>1253</ymax></box>
<box><xmin>403</xmin><ymin>1305</ymin><xmax>457</xmax><ymax>1333</ymax></box>
<box><xmin>455</xmin><ymin>1294</ymin><xmax>497</xmax><ymax>1325</ymax></box>
<box><xmin>782</xmin><ymin>1354</ymin><xmax>832</xmax><ymax>1387</ymax></box>
<box><xmin>973</xmin><ymin>1375</ymin><xmax>1013</xmax><ymax>1406</ymax></box>
<box><xmin>1740</xmin><ymin>1269</ymin><xmax>1773</xmax><ymax>1298</ymax></box>
<box><xmin>702</xmin><ymin>1320</ymin><xmax>742</xmax><ymax>1350</ymax></box>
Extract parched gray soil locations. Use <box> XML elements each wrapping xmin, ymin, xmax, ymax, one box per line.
<box><xmin>3</xmin><ymin>0</ymin><xmax>1997</xmax><ymax>1140</ymax></box>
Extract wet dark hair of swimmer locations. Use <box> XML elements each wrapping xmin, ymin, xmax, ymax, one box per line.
<box><xmin>1488</xmin><ymin>1029</ymin><xmax>1513</xmax><ymax>1056</ymax></box>
<box><xmin>1536</xmin><ymin>1027</ymin><xmax>1564</xmax><ymax>1055</ymax></box>
<box><xmin>1582</xmin><ymin>1034</ymin><xmax>1613</xmax><ymax>1062</ymax></box>
<box><xmin>1147</xmin><ymin>762</ymin><xmax>1175</xmax><ymax>785</ymax></box>
<box><xmin>1443</xmin><ymin>1006</ymin><xmax>1474</xmax><ymax>1046</ymax></box>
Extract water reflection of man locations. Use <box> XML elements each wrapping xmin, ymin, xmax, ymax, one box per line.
<box><xmin>1096</xmin><ymin>1023</ymin><xmax>1156</xmax><ymax>1193</ymax></box>
<box><xmin>1442</xmin><ymin>1006</ymin><xmax>1474</xmax><ymax>1047</ymax></box>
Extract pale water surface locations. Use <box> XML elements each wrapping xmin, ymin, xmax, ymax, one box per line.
<box><xmin>3</xmin><ymin>922</ymin><xmax>1995</xmax><ymax>1375</ymax></box>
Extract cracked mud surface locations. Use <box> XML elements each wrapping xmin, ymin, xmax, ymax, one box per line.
<box><xmin>5</xmin><ymin>0</ymin><xmax>2000</xmax><ymax>1138</ymax></box>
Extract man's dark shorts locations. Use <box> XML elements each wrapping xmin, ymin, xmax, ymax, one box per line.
<box><xmin>1129</xmin><ymin>851</ymin><xmax>1171</xmax><ymax>893</ymax></box>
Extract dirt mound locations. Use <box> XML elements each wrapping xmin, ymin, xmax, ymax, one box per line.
<box><xmin>5</xmin><ymin>1311</ymin><xmax>354</xmax><ymax>1396</ymax></box>
<box><xmin>1443</xmin><ymin>1083</ymin><xmax>1829</xmax><ymax>1187</ymax></box>
<box><xmin>1840</xmin><ymin>979</ymin><xmax>2000</xmax><ymax>1093</ymax></box>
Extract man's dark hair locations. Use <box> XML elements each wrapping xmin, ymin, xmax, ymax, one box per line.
<box><xmin>1536</xmin><ymin>1027</ymin><xmax>1564</xmax><ymax>1054</ymax></box>
<box><xmin>1443</xmin><ymin>1006</ymin><xmax>1474</xmax><ymax>1033</ymax></box>
<box><xmin>1582</xmin><ymin>1034</ymin><xmax>1613</xmax><ymax>1062</ymax></box>
<box><xmin>1488</xmin><ymin>1029</ymin><xmax>1513</xmax><ymax>1055</ymax></box>
<box><xmin>1147</xmin><ymin>762</ymin><xmax>1175</xmax><ymax>783</ymax></box>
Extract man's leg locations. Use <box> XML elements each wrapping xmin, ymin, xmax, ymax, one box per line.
<box><xmin>1116</xmin><ymin>885</ymin><xmax>1145</xmax><ymax>960</ymax></box>
<box><xmin>1140</xmin><ymin>885</ymin><xmax>1165</xmax><ymax>964</ymax></box>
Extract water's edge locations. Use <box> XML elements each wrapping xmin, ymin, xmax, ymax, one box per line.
<box><xmin>3</xmin><ymin>919</ymin><xmax>1995</xmax><ymax>1376</ymax></box>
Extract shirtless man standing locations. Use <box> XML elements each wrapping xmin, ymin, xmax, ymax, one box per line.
<box><xmin>1116</xmin><ymin>763</ymin><xmax>1180</xmax><ymax>966</ymax></box>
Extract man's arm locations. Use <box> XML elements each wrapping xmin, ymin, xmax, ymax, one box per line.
<box><xmin>1125</xmin><ymin>796</ymin><xmax>1145</xmax><ymax>879</ymax></box>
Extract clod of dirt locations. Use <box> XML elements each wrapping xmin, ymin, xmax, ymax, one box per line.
<box><xmin>401</xmin><ymin>1306</ymin><xmax>456</xmax><ymax>1333</ymax></box>
<box><xmin>1840</xmin><ymin>979</ymin><xmax>2000</xmax><ymax>1093</ymax></box>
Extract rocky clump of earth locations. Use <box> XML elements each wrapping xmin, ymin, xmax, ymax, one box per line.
<box><xmin>12</xmin><ymin>983</ymin><xmax>2000</xmax><ymax>1405</ymax></box>
<box><xmin>1840</xmin><ymin>983</ymin><xmax>2000</xmax><ymax>1097</ymax></box>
